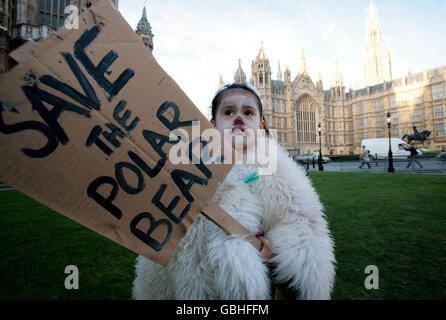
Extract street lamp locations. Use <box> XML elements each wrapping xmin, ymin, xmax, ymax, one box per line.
<box><xmin>386</xmin><ymin>112</ymin><xmax>395</xmax><ymax>173</ymax></box>
<box><xmin>318</xmin><ymin>123</ymin><xmax>324</xmax><ymax>171</ymax></box>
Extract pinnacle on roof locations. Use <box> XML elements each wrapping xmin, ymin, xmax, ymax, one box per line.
<box><xmin>256</xmin><ymin>41</ymin><xmax>268</xmax><ymax>62</ymax></box>
<box><xmin>331</xmin><ymin>62</ymin><xmax>344</xmax><ymax>88</ymax></box>
<box><xmin>369</xmin><ymin>0</ymin><xmax>379</xmax><ymax>29</ymax></box>
<box><xmin>367</xmin><ymin>0</ymin><xmax>383</xmax><ymax>40</ymax></box>
<box><xmin>218</xmin><ymin>74</ymin><xmax>224</xmax><ymax>88</ymax></box>
<box><xmin>277</xmin><ymin>62</ymin><xmax>283</xmax><ymax>81</ymax></box>
<box><xmin>300</xmin><ymin>49</ymin><xmax>307</xmax><ymax>75</ymax></box>
<box><xmin>136</xmin><ymin>6</ymin><xmax>153</xmax><ymax>37</ymax></box>
<box><xmin>234</xmin><ymin>59</ymin><xmax>247</xmax><ymax>83</ymax></box>
<box><xmin>363</xmin><ymin>0</ymin><xmax>391</xmax><ymax>86</ymax></box>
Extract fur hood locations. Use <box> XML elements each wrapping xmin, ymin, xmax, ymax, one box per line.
<box><xmin>132</xmin><ymin>138</ymin><xmax>336</xmax><ymax>299</ymax></box>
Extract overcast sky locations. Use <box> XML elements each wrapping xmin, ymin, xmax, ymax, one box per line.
<box><xmin>118</xmin><ymin>0</ymin><xmax>446</xmax><ymax>117</ymax></box>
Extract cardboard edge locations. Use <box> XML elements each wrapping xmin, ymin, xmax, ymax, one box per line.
<box><xmin>201</xmin><ymin>202</ymin><xmax>262</xmax><ymax>251</ymax></box>
<box><xmin>9</xmin><ymin>40</ymin><xmax>38</xmax><ymax>64</ymax></box>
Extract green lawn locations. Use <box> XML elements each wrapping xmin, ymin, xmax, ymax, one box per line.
<box><xmin>311</xmin><ymin>172</ymin><xmax>446</xmax><ymax>300</ymax></box>
<box><xmin>0</xmin><ymin>172</ymin><xmax>445</xmax><ymax>300</ymax></box>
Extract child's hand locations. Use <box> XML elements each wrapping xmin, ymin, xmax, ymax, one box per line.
<box><xmin>257</xmin><ymin>235</ymin><xmax>276</xmax><ymax>260</ymax></box>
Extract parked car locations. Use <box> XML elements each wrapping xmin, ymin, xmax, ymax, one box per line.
<box><xmin>295</xmin><ymin>152</ymin><xmax>331</xmax><ymax>164</ymax></box>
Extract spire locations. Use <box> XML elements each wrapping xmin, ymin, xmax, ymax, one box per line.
<box><xmin>234</xmin><ymin>59</ymin><xmax>247</xmax><ymax>83</ymax></box>
<box><xmin>136</xmin><ymin>6</ymin><xmax>154</xmax><ymax>50</ymax></box>
<box><xmin>284</xmin><ymin>65</ymin><xmax>291</xmax><ymax>84</ymax></box>
<box><xmin>363</xmin><ymin>0</ymin><xmax>392</xmax><ymax>86</ymax></box>
<box><xmin>257</xmin><ymin>41</ymin><xmax>268</xmax><ymax>62</ymax></box>
<box><xmin>331</xmin><ymin>62</ymin><xmax>344</xmax><ymax>88</ymax></box>
<box><xmin>331</xmin><ymin>62</ymin><xmax>345</xmax><ymax>100</ymax></box>
<box><xmin>210</xmin><ymin>74</ymin><xmax>224</xmax><ymax>120</ymax></box>
<box><xmin>300</xmin><ymin>49</ymin><xmax>307</xmax><ymax>75</ymax></box>
<box><xmin>369</xmin><ymin>0</ymin><xmax>379</xmax><ymax>29</ymax></box>
<box><xmin>317</xmin><ymin>72</ymin><xmax>323</xmax><ymax>90</ymax></box>
<box><xmin>252</xmin><ymin>42</ymin><xmax>271</xmax><ymax>88</ymax></box>
<box><xmin>277</xmin><ymin>62</ymin><xmax>282</xmax><ymax>81</ymax></box>
<box><xmin>367</xmin><ymin>0</ymin><xmax>383</xmax><ymax>44</ymax></box>
<box><xmin>218</xmin><ymin>74</ymin><xmax>224</xmax><ymax>88</ymax></box>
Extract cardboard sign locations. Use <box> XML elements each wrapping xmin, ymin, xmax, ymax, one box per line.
<box><xmin>0</xmin><ymin>0</ymin><xmax>237</xmax><ymax>267</ymax></box>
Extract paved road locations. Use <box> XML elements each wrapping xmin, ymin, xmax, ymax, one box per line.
<box><xmin>1</xmin><ymin>158</ymin><xmax>444</xmax><ymax>192</ymax></box>
<box><xmin>303</xmin><ymin>157</ymin><xmax>446</xmax><ymax>174</ymax></box>
<box><xmin>0</xmin><ymin>184</ymin><xmax>14</xmax><ymax>191</ymax></box>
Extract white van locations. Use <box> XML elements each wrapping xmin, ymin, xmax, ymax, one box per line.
<box><xmin>361</xmin><ymin>138</ymin><xmax>411</xmax><ymax>159</ymax></box>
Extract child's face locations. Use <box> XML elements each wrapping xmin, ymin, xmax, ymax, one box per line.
<box><xmin>211</xmin><ymin>88</ymin><xmax>264</xmax><ymax>149</ymax></box>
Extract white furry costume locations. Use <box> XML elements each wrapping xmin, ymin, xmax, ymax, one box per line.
<box><xmin>132</xmin><ymin>139</ymin><xmax>336</xmax><ymax>300</ymax></box>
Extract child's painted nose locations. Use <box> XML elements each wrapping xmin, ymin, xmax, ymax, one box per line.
<box><xmin>233</xmin><ymin>116</ymin><xmax>245</xmax><ymax>125</ymax></box>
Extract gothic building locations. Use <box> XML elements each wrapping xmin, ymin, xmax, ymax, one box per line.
<box><xmin>0</xmin><ymin>1</ymin><xmax>154</xmax><ymax>74</ymax></box>
<box><xmin>1</xmin><ymin>1</ymin><xmax>118</xmax><ymax>72</ymax></box>
<box><xmin>221</xmin><ymin>0</ymin><xmax>446</xmax><ymax>155</ymax></box>
<box><xmin>0</xmin><ymin>0</ymin><xmax>17</xmax><ymax>73</ymax></box>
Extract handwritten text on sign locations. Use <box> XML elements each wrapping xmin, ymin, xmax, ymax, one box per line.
<box><xmin>0</xmin><ymin>26</ymin><xmax>218</xmax><ymax>253</ymax></box>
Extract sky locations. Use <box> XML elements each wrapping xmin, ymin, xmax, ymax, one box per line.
<box><xmin>118</xmin><ymin>0</ymin><xmax>446</xmax><ymax>117</ymax></box>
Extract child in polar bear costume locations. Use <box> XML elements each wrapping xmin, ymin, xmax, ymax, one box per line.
<box><xmin>132</xmin><ymin>82</ymin><xmax>336</xmax><ymax>299</ymax></box>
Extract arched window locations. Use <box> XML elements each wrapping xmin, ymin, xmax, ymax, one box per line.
<box><xmin>295</xmin><ymin>95</ymin><xmax>316</xmax><ymax>143</ymax></box>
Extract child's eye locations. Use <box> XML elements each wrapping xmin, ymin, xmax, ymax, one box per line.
<box><xmin>224</xmin><ymin>110</ymin><xmax>233</xmax><ymax>116</ymax></box>
<box><xmin>245</xmin><ymin>110</ymin><xmax>254</xmax><ymax>116</ymax></box>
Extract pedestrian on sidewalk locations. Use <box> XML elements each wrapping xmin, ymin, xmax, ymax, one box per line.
<box><xmin>404</xmin><ymin>141</ymin><xmax>423</xmax><ymax>169</ymax></box>
<box><xmin>359</xmin><ymin>146</ymin><xmax>371</xmax><ymax>169</ymax></box>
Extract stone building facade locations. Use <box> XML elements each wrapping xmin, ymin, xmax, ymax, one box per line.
<box><xmin>0</xmin><ymin>0</ymin><xmax>120</xmax><ymax>73</ymax></box>
<box><xmin>0</xmin><ymin>0</ymin><xmax>16</xmax><ymax>73</ymax></box>
<box><xmin>220</xmin><ymin>0</ymin><xmax>446</xmax><ymax>155</ymax></box>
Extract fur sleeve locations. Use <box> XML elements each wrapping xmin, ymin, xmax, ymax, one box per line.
<box><xmin>251</xmin><ymin>141</ymin><xmax>336</xmax><ymax>299</ymax></box>
<box><xmin>206</xmin><ymin>221</ymin><xmax>271</xmax><ymax>300</ymax></box>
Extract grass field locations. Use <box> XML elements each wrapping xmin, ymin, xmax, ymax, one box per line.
<box><xmin>0</xmin><ymin>172</ymin><xmax>445</xmax><ymax>300</ymax></box>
